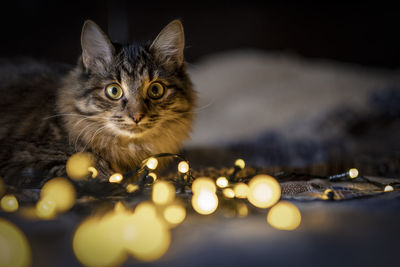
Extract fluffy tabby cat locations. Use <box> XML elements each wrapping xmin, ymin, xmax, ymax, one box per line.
<box><xmin>0</xmin><ymin>20</ymin><xmax>195</xmax><ymax>187</ymax></box>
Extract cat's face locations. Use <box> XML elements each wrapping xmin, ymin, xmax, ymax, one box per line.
<box><xmin>58</xmin><ymin>20</ymin><xmax>195</xmax><ymax>169</ymax></box>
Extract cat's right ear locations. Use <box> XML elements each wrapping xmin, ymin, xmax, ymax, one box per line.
<box><xmin>81</xmin><ymin>20</ymin><xmax>115</xmax><ymax>72</ymax></box>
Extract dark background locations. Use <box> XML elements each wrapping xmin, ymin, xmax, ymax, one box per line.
<box><xmin>0</xmin><ymin>0</ymin><xmax>399</xmax><ymax>68</ymax></box>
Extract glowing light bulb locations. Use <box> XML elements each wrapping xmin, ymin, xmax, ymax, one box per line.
<box><xmin>349</xmin><ymin>168</ymin><xmax>359</xmax><ymax>179</ymax></box>
<box><xmin>126</xmin><ymin>184</ymin><xmax>139</xmax><ymax>193</ymax></box>
<box><xmin>1</xmin><ymin>194</ymin><xmax>19</xmax><ymax>212</ymax></box>
<box><xmin>233</xmin><ymin>183</ymin><xmax>249</xmax><ymax>198</ymax></box>
<box><xmin>267</xmin><ymin>201</ymin><xmax>302</xmax><ymax>231</ymax></box>
<box><xmin>0</xmin><ymin>218</ymin><xmax>31</xmax><ymax>267</ymax></box>
<box><xmin>216</xmin><ymin>177</ymin><xmax>229</xmax><ymax>188</ymax></box>
<box><xmin>41</xmin><ymin>177</ymin><xmax>76</xmax><ymax>213</ymax></box>
<box><xmin>109</xmin><ymin>173</ymin><xmax>123</xmax><ymax>183</ymax></box>
<box><xmin>192</xmin><ymin>190</ymin><xmax>218</xmax><ymax>215</ymax></box>
<box><xmin>247</xmin><ymin>175</ymin><xmax>281</xmax><ymax>208</ymax></box>
<box><xmin>163</xmin><ymin>204</ymin><xmax>186</xmax><ymax>227</ymax></box>
<box><xmin>36</xmin><ymin>198</ymin><xmax>57</xmax><ymax>220</ymax></box>
<box><xmin>384</xmin><ymin>185</ymin><xmax>394</xmax><ymax>192</ymax></box>
<box><xmin>66</xmin><ymin>152</ymin><xmax>95</xmax><ymax>180</ymax></box>
<box><xmin>152</xmin><ymin>181</ymin><xmax>175</xmax><ymax>205</ymax></box>
<box><xmin>222</xmin><ymin>188</ymin><xmax>235</xmax><ymax>198</ymax></box>
<box><xmin>236</xmin><ymin>202</ymin><xmax>248</xmax><ymax>218</ymax></box>
<box><xmin>234</xmin><ymin>158</ymin><xmax>245</xmax><ymax>169</ymax></box>
<box><xmin>146</xmin><ymin>157</ymin><xmax>158</xmax><ymax>170</ymax></box>
<box><xmin>87</xmin><ymin>167</ymin><xmax>98</xmax><ymax>178</ymax></box>
<box><xmin>192</xmin><ymin>177</ymin><xmax>216</xmax><ymax>194</ymax></box>
<box><xmin>177</xmin><ymin>161</ymin><xmax>189</xmax><ymax>174</ymax></box>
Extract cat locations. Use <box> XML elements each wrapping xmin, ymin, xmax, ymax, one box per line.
<box><xmin>0</xmin><ymin>20</ymin><xmax>196</xmax><ymax>188</ymax></box>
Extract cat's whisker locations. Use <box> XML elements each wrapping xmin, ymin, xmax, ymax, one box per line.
<box><xmin>43</xmin><ymin>113</ymin><xmax>90</xmax><ymax>120</ymax></box>
<box><xmin>195</xmin><ymin>98</ymin><xmax>215</xmax><ymax>113</ymax></box>
<box><xmin>73</xmin><ymin>122</ymin><xmax>99</xmax><ymax>151</ymax></box>
<box><xmin>80</xmin><ymin>125</ymin><xmax>108</xmax><ymax>152</ymax></box>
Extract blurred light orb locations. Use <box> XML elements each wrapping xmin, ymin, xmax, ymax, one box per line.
<box><xmin>177</xmin><ymin>161</ymin><xmax>189</xmax><ymax>174</ymax></box>
<box><xmin>267</xmin><ymin>201</ymin><xmax>301</xmax><ymax>231</ymax></box>
<box><xmin>1</xmin><ymin>194</ymin><xmax>19</xmax><ymax>213</ymax></box>
<box><xmin>216</xmin><ymin>177</ymin><xmax>229</xmax><ymax>188</ymax></box>
<box><xmin>146</xmin><ymin>157</ymin><xmax>158</xmax><ymax>170</ymax></box>
<box><xmin>192</xmin><ymin>177</ymin><xmax>216</xmax><ymax>193</ymax></box>
<box><xmin>163</xmin><ymin>204</ymin><xmax>186</xmax><ymax>227</ymax></box>
<box><xmin>233</xmin><ymin>183</ymin><xmax>249</xmax><ymax>199</ymax></box>
<box><xmin>248</xmin><ymin>175</ymin><xmax>281</xmax><ymax>208</ymax></box>
<box><xmin>73</xmin><ymin>217</ymin><xmax>127</xmax><ymax>267</ymax></box>
<box><xmin>36</xmin><ymin>198</ymin><xmax>57</xmax><ymax>220</ymax></box>
<box><xmin>0</xmin><ymin>218</ymin><xmax>31</xmax><ymax>267</ymax></box>
<box><xmin>384</xmin><ymin>185</ymin><xmax>394</xmax><ymax>192</ymax></box>
<box><xmin>41</xmin><ymin>177</ymin><xmax>76</xmax><ymax>213</ymax></box>
<box><xmin>126</xmin><ymin>203</ymin><xmax>171</xmax><ymax>261</ymax></box>
<box><xmin>152</xmin><ymin>181</ymin><xmax>175</xmax><ymax>206</ymax></box>
<box><xmin>109</xmin><ymin>173</ymin><xmax>123</xmax><ymax>183</ymax></box>
<box><xmin>192</xmin><ymin>190</ymin><xmax>218</xmax><ymax>215</ymax></box>
<box><xmin>126</xmin><ymin>184</ymin><xmax>139</xmax><ymax>193</ymax></box>
<box><xmin>236</xmin><ymin>202</ymin><xmax>248</xmax><ymax>218</ymax></box>
<box><xmin>87</xmin><ymin>167</ymin><xmax>98</xmax><ymax>178</ymax></box>
<box><xmin>222</xmin><ymin>188</ymin><xmax>235</xmax><ymax>199</ymax></box>
<box><xmin>234</xmin><ymin>159</ymin><xmax>245</xmax><ymax>169</ymax></box>
<box><xmin>349</xmin><ymin>168</ymin><xmax>359</xmax><ymax>179</ymax></box>
<box><xmin>66</xmin><ymin>152</ymin><xmax>95</xmax><ymax>180</ymax></box>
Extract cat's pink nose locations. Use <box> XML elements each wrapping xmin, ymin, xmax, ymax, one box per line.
<box><xmin>132</xmin><ymin>113</ymin><xmax>143</xmax><ymax>124</ymax></box>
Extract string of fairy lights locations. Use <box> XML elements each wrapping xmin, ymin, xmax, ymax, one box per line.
<box><xmin>0</xmin><ymin>152</ymin><xmax>399</xmax><ymax>267</ymax></box>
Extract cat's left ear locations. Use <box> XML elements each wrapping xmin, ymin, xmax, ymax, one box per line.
<box><xmin>150</xmin><ymin>20</ymin><xmax>185</xmax><ymax>67</ymax></box>
<box><xmin>81</xmin><ymin>20</ymin><xmax>115</xmax><ymax>72</ymax></box>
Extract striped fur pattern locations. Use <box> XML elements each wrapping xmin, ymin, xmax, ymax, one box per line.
<box><xmin>0</xmin><ymin>20</ymin><xmax>195</xmax><ymax>187</ymax></box>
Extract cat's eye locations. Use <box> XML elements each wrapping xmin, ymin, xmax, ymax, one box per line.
<box><xmin>147</xmin><ymin>82</ymin><xmax>165</xmax><ymax>100</ymax></box>
<box><xmin>105</xmin><ymin>83</ymin><xmax>124</xmax><ymax>100</ymax></box>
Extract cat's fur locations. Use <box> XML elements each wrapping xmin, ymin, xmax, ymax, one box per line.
<box><xmin>0</xmin><ymin>20</ymin><xmax>195</xmax><ymax>187</ymax></box>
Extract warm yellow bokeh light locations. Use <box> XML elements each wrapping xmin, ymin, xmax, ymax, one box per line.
<box><xmin>36</xmin><ymin>198</ymin><xmax>57</xmax><ymax>220</ymax></box>
<box><xmin>126</xmin><ymin>184</ymin><xmax>139</xmax><ymax>193</ymax></box>
<box><xmin>216</xmin><ymin>177</ymin><xmax>229</xmax><ymax>188</ymax></box>
<box><xmin>177</xmin><ymin>161</ymin><xmax>189</xmax><ymax>174</ymax></box>
<box><xmin>233</xmin><ymin>183</ymin><xmax>249</xmax><ymax>199</ymax></box>
<box><xmin>87</xmin><ymin>167</ymin><xmax>98</xmax><ymax>178</ymax></box>
<box><xmin>384</xmin><ymin>185</ymin><xmax>394</xmax><ymax>192</ymax></box>
<box><xmin>41</xmin><ymin>177</ymin><xmax>76</xmax><ymax>213</ymax></box>
<box><xmin>267</xmin><ymin>201</ymin><xmax>301</xmax><ymax>231</ymax></box>
<box><xmin>146</xmin><ymin>157</ymin><xmax>158</xmax><ymax>170</ymax></box>
<box><xmin>222</xmin><ymin>188</ymin><xmax>235</xmax><ymax>199</ymax></box>
<box><xmin>349</xmin><ymin>168</ymin><xmax>359</xmax><ymax>179</ymax></box>
<box><xmin>73</xmin><ymin>217</ymin><xmax>127</xmax><ymax>267</ymax></box>
<box><xmin>66</xmin><ymin>152</ymin><xmax>95</xmax><ymax>180</ymax></box>
<box><xmin>163</xmin><ymin>204</ymin><xmax>186</xmax><ymax>227</ymax></box>
<box><xmin>125</xmin><ymin>212</ymin><xmax>170</xmax><ymax>262</ymax></box>
<box><xmin>236</xmin><ymin>202</ymin><xmax>248</xmax><ymax>218</ymax></box>
<box><xmin>109</xmin><ymin>173</ymin><xmax>123</xmax><ymax>183</ymax></box>
<box><xmin>234</xmin><ymin>158</ymin><xmax>245</xmax><ymax>169</ymax></box>
<box><xmin>192</xmin><ymin>190</ymin><xmax>218</xmax><ymax>215</ymax></box>
<box><xmin>192</xmin><ymin>177</ymin><xmax>216</xmax><ymax>193</ymax></box>
<box><xmin>0</xmin><ymin>218</ymin><xmax>31</xmax><ymax>267</ymax></box>
<box><xmin>1</xmin><ymin>194</ymin><xmax>19</xmax><ymax>212</ymax></box>
<box><xmin>152</xmin><ymin>181</ymin><xmax>175</xmax><ymax>205</ymax></box>
<box><xmin>248</xmin><ymin>175</ymin><xmax>281</xmax><ymax>208</ymax></box>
